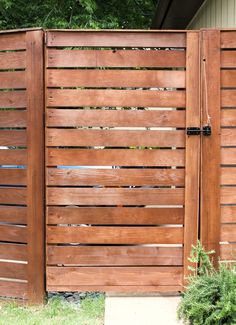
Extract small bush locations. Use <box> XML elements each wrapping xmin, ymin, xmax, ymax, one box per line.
<box><xmin>178</xmin><ymin>241</ymin><xmax>236</xmax><ymax>325</ymax></box>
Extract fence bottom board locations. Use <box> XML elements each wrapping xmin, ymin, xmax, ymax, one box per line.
<box><xmin>47</xmin><ymin>285</ymin><xmax>183</xmax><ymax>293</ymax></box>
<box><xmin>47</xmin><ymin>266</ymin><xmax>183</xmax><ymax>287</ymax></box>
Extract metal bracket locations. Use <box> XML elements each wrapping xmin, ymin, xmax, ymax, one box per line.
<box><xmin>186</xmin><ymin>126</ymin><xmax>212</xmax><ymax>136</ymax></box>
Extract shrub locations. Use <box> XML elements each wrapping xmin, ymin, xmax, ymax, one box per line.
<box><xmin>178</xmin><ymin>241</ymin><xmax>236</xmax><ymax>325</ymax></box>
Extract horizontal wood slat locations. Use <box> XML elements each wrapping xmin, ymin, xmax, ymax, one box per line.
<box><xmin>0</xmin><ymin>51</ymin><xmax>26</xmax><ymax>70</ymax></box>
<box><xmin>47</xmin><ymin>226</ymin><xmax>183</xmax><ymax>244</ymax></box>
<box><xmin>47</xmin><ymin>168</ymin><xmax>185</xmax><ymax>187</ymax></box>
<box><xmin>0</xmin><ymin>262</ymin><xmax>27</xmax><ymax>280</ymax></box>
<box><xmin>221</xmin><ymin>167</ymin><xmax>236</xmax><ymax>185</ymax></box>
<box><xmin>0</xmin><ymin>187</ymin><xmax>27</xmax><ymax>205</ymax></box>
<box><xmin>0</xmin><ymin>243</ymin><xmax>27</xmax><ymax>261</ymax></box>
<box><xmin>47</xmin><ymin>207</ymin><xmax>184</xmax><ymax>225</ymax></box>
<box><xmin>0</xmin><ymin>225</ymin><xmax>27</xmax><ymax>243</ymax></box>
<box><xmin>0</xmin><ymin>280</ymin><xmax>28</xmax><ymax>299</ymax></box>
<box><xmin>221</xmin><ymin>129</ymin><xmax>236</xmax><ymax>146</ymax></box>
<box><xmin>47</xmin><ymin>266</ymin><xmax>183</xmax><ymax>286</ymax></box>
<box><xmin>46</xmin><ymin>31</ymin><xmax>186</xmax><ymax>48</ymax></box>
<box><xmin>47</xmin><ymin>70</ymin><xmax>185</xmax><ymax>88</ymax></box>
<box><xmin>0</xmin><ymin>149</ymin><xmax>27</xmax><ymax>165</ymax></box>
<box><xmin>47</xmin><ymin>149</ymin><xmax>185</xmax><ymax>167</ymax></box>
<box><xmin>0</xmin><ymin>206</ymin><xmax>26</xmax><ymax>224</ymax></box>
<box><xmin>221</xmin><ymin>70</ymin><xmax>236</xmax><ymax>87</ymax></box>
<box><xmin>0</xmin><ymin>110</ymin><xmax>27</xmax><ymax>128</ymax></box>
<box><xmin>221</xmin><ymin>206</ymin><xmax>236</xmax><ymax>223</ymax></box>
<box><xmin>0</xmin><ymin>72</ymin><xmax>26</xmax><ymax>89</ymax></box>
<box><xmin>220</xmin><ymin>244</ymin><xmax>236</xmax><ymax>260</ymax></box>
<box><xmin>0</xmin><ymin>130</ymin><xmax>27</xmax><ymax>146</ymax></box>
<box><xmin>47</xmin><ymin>187</ymin><xmax>184</xmax><ymax>206</ymax></box>
<box><xmin>0</xmin><ymin>33</ymin><xmax>26</xmax><ymax>51</ymax></box>
<box><xmin>47</xmin><ymin>89</ymin><xmax>186</xmax><ymax>108</ymax></box>
<box><xmin>221</xmin><ymin>187</ymin><xmax>236</xmax><ymax>204</ymax></box>
<box><xmin>221</xmin><ymin>148</ymin><xmax>236</xmax><ymax>165</ymax></box>
<box><xmin>47</xmin><ymin>109</ymin><xmax>186</xmax><ymax>128</ymax></box>
<box><xmin>221</xmin><ymin>31</ymin><xmax>236</xmax><ymax>48</ymax></box>
<box><xmin>0</xmin><ymin>91</ymin><xmax>26</xmax><ymax>108</ymax></box>
<box><xmin>0</xmin><ymin>169</ymin><xmax>27</xmax><ymax>186</ymax></box>
<box><xmin>47</xmin><ymin>246</ymin><xmax>183</xmax><ymax>266</ymax></box>
<box><xmin>221</xmin><ymin>224</ymin><xmax>236</xmax><ymax>241</ymax></box>
<box><xmin>47</xmin><ymin>129</ymin><xmax>185</xmax><ymax>147</ymax></box>
<box><xmin>222</xmin><ymin>90</ymin><xmax>236</xmax><ymax>107</ymax></box>
<box><xmin>47</xmin><ymin>49</ymin><xmax>186</xmax><ymax>68</ymax></box>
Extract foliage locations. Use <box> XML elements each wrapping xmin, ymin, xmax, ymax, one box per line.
<box><xmin>0</xmin><ymin>295</ymin><xmax>105</xmax><ymax>325</ymax></box>
<box><xmin>178</xmin><ymin>241</ymin><xmax>236</xmax><ymax>325</ymax></box>
<box><xmin>0</xmin><ymin>0</ymin><xmax>156</xmax><ymax>30</ymax></box>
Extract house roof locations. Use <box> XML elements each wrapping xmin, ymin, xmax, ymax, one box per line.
<box><xmin>151</xmin><ymin>0</ymin><xmax>205</xmax><ymax>29</ymax></box>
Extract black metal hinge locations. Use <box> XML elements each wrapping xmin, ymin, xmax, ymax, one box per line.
<box><xmin>187</xmin><ymin>126</ymin><xmax>211</xmax><ymax>136</ymax></box>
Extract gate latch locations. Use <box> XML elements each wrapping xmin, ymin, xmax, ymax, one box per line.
<box><xmin>186</xmin><ymin>126</ymin><xmax>211</xmax><ymax>136</ymax></box>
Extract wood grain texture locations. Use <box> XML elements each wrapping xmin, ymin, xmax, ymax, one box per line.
<box><xmin>47</xmin><ymin>109</ymin><xmax>186</xmax><ymax>128</ymax></box>
<box><xmin>47</xmin><ymin>49</ymin><xmax>186</xmax><ymax>68</ymax></box>
<box><xmin>222</xmin><ymin>90</ymin><xmax>236</xmax><ymax>107</ymax></box>
<box><xmin>0</xmin><ymin>243</ymin><xmax>27</xmax><ymax>261</ymax></box>
<box><xmin>221</xmin><ymin>109</ymin><xmax>236</xmax><ymax>126</ymax></box>
<box><xmin>0</xmin><ymin>280</ymin><xmax>28</xmax><ymax>299</ymax></box>
<box><xmin>47</xmin><ymin>89</ymin><xmax>186</xmax><ymax>108</ymax></box>
<box><xmin>0</xmin><ymin>149</ymin><xmax>27</xmax><ymax>165</ymax></box>
<box><xmin>221</xmin><ymin>167</ymin><xmax>236</xmax><ymax>185</ymax></box>
<box><xmin>0</xmin><ymin>262</ymin><xmax>27</xmax><ymax>280</ymax></box>
<box><xmin>26</xmin><ymin>30</ymin><xmax>45</xmax><ymax>304</ymax></box>
<box><xmin>47</xmin><ymin>149</ymin><xmax>185</xmax><ymax>167</ymax></box>
<box><xmin>47</xmin><ymin>266</ymin><xmax>183</xmax><ymax>286</ymax></box>
<box><xmin>0</xmin><ymin>224</ymin><xmax>27</xmax><ymax>243</ymax></box>
<box><xmin>221</xmin><ymin>224</ymin><xmax>236</xmax><ymax>242</ymax></box>
<box><xmin>0</xmin><ymin>71</ymin><xmax>26</xmax><ymax>89</ymax></box>
<box><xmin>47</xmin><ymin>226</ymin><xmax>183</xmax><ymax>244</ymax></box>
<box><xmin>221</xmin><ymin>70</ymin><xmax>236</xmax><ymax>87</ymax></box>
<box><xmin>47</xmin><ymin>246</ymin><xmax>183</xmax><ymax>266</ymax></box>
<box><xmin>0</xmin><ymin>168</ymin><xmax>26</xmax><ymax>186</ymax></box>
<box><xmin>46</xmin><ymin>31</ymin><xmax>186</xmax><ymax>48</ymax></box>
<box><xmin>47</xmin><ymin>129</ymin><xmax>185</xmax><ymax>147</ymax></box>
<box><xmin>47</xmin><ymin>284</ymin><xmax>183</xmax><ymax>293</ymax></box>
<box><xmin>221</xmin><ymin>129</ymin><xmax>236</xmax><ymax>146</ymax></box>
<box><xmin>47</xmin><ymin>70</ymin><xmax>185</xmax><ymax>88</ymax></box>
<box><xmin>221</xmin><ymin>31</ymin><xmax>236</xmax><ymax>48</ymax></box>
<box><xmin>221</xmin><ymin>187</ymin><xmax>236</xmax><ymax>204</ymax></box>
<box><xmin>220</xmin><ymin>244</ymin><xmax>236</xmax><ymax>260</ymax></box>
<box><xmin>221</xmin><ymin>206</ymin><xmax>236</xmax><ymax>223</ymax></box>
<box><xmin>184</xmin><ymin>32</ymin><xmax>200</xmax><ymax>280</ymax></box>
<box><xmin>0</xmin><ymin>206</ymin><xmax>27</xmax><ymax>224</ymax></box>
<box><xmin>0</xmin><ymin>187</ymin><xmax>26</xmax><ymax>205</ymax></box>
<box><xmin>200</xmin><ymin>30</ymin><xmax>221</xmax><ymax>262</ymax></box>
<box><xmin>47</xmin><ymin>187</ymin><xmax>184</xmax><ymax>206</ymax></box>
<box><xmin>0</xmin><ymin>110</ymin><xmax>27</xmax><ymax>127</ymax></box>
<box><xmin>0</xmin><ymin>130</ymin><xmax>26</xmax><ymax>146</ymax></box>
<box><xmin>222</xmin><ymin>148</ymin><xmax>236</xmax><ymax>165</ymax></box>
<box><xmin>0</xmin><ymin>51</ymin><xmax>26</xmax><ymax>69</ymax></box>
<box><xmin>0</xmin><ymin>91</ymin><xmax>26</xmax><ymax>108</ymax></box>
<box><xmin>47</xmin><ymin>207</ymin><xmax>184</xmax><ymax>225</ymax></box>
<box><xmin>0</xmin><ymin>32</ymin><xmax>26</xmax><ymax>51</ymax></box>
<box><xmin>47</xmin><ymin>168</ymin><xmax>185</xmax><ymax>186</ymax></box>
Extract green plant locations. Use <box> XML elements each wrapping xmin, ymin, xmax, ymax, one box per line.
<box><xmin>178</xmin><ymin>241</ymin><xmax>236</xmax><ymax>325</ymax></box>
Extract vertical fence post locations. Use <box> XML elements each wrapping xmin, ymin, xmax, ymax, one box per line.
<box><xmin>26</xmin><ymin>30</ymin><xmax>45</xmax><ymax>304</ymax></box>
<box><xmin>184</xmin><ymin>31</ymin><xmax>201</xmax><ymax>281</ymax></box>
<box><xmin>200</xmin><ymin>29</ymin><xmax>221</xmax><ymax>265</ymax></box>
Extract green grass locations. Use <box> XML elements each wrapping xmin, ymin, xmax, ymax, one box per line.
<box><xmin>0</xmin><ymin>296</ymin><xmax>105</xmax><ymax>325</ymax></box>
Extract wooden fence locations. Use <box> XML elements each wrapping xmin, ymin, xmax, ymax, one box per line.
<box><xmin>0</xmin><ymin>28</ymin><xmax>235</xmax><ymax>303</ymax></box>
<box><xmin>0</xmin><ymin>29</ymin><xmax>44</xmax><ymax>304</ymax></box>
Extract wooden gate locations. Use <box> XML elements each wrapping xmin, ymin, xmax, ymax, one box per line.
<box><xmin>45</xmin><ymin>30</ymin><xmax>200</xmax><ymax>292</ymax></box>
<box><xmin>0</xmin><ymin>29</ymin><xmax>44</xmax><ymax>303</ymax></box>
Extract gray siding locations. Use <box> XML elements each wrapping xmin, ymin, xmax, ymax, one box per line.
<box><xmin>188</xmin><ymin>0</ymin><xmax>236</xmax><ymax>29</ymax></box>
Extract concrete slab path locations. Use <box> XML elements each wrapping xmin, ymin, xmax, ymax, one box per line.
<box><xmin>105</xmin><ymin>294</ymin><xmax>183</xmax><ymax>325</ymax></box>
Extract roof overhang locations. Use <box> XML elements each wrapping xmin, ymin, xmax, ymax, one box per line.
<box><xmin>151</xmin><ymin>0</ymin><xmax>205</xmax><ymax>29</ymax></box>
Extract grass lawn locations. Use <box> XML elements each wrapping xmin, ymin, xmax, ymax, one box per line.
<box><xmin>0</xmin><ymin>295</ymin><xmax>105</xmax><ymax>325</ymax></box>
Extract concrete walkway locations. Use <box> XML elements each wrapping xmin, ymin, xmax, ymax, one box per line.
<box><xmin>105</xmin><ymin>294</ymin><xmax>183</xmax><ymax>325</ymax></box>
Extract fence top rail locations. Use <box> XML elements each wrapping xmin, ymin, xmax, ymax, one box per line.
<box><xmin>0</xmin><ymin>27</ymin><xmax>42</xmax><ymax>34</ymax></box>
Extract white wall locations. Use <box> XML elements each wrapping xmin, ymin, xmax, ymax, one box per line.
<box><xmin>188</xmin><ymin>0</ymin><xmax>236</xmax><ymax>29</ymax></box>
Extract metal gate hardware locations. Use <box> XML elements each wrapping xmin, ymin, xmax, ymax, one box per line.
<box><xmin>186</xmin><ymin>126</ymin><xmax>211</xmax><ymax>136</ymax></box>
